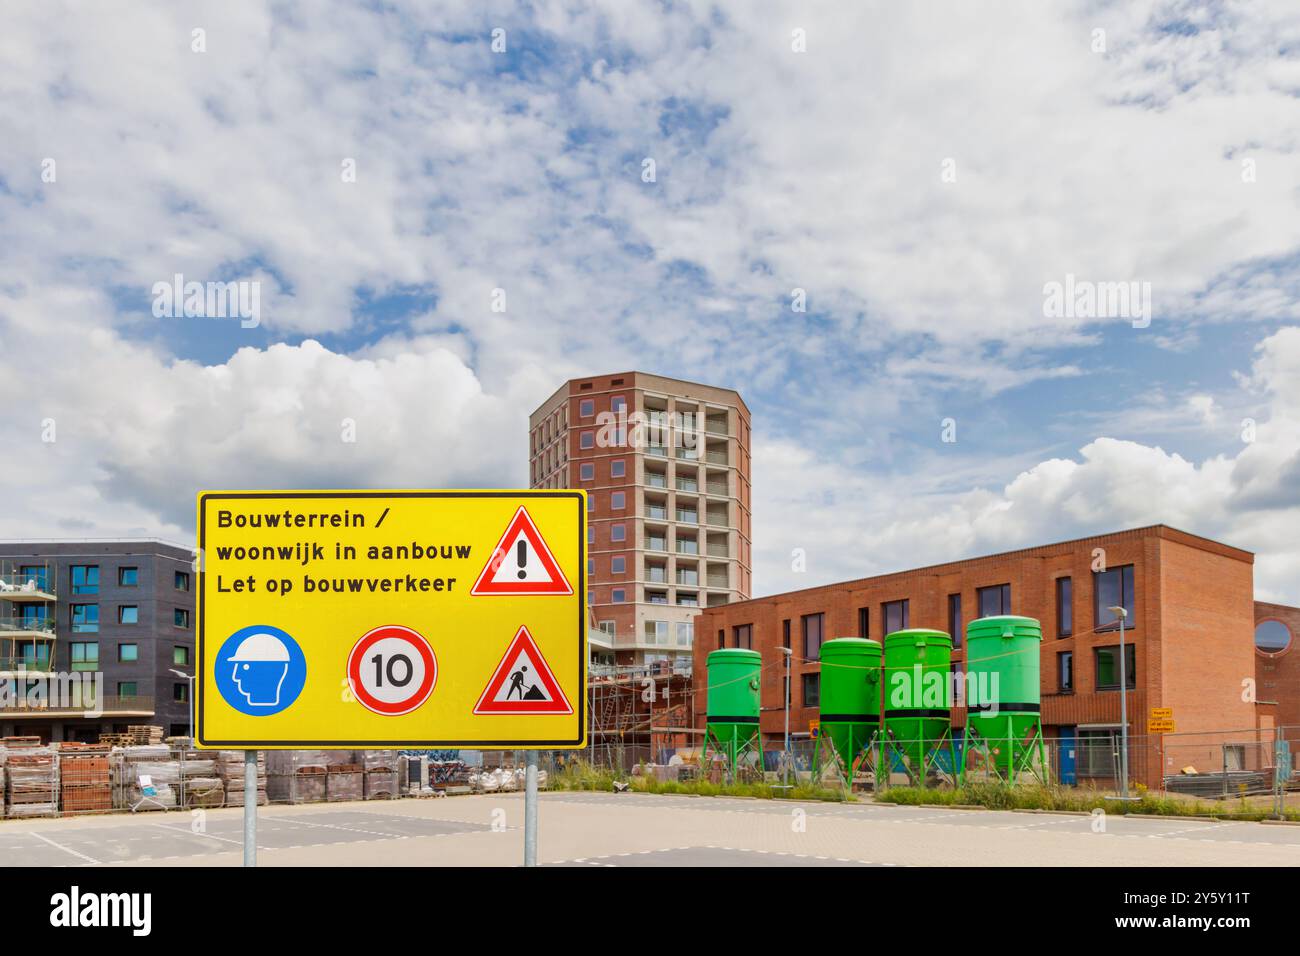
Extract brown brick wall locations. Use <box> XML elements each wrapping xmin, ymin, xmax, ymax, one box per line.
<box><xmin>696</xmin><ymin>525</ymin><xmax>1259</xmax><ymax>788</ymax></box>
<box><xmin>1255</xmin><ymin>601</ymin><xmax>1300</xmax><ymax>728</ymax></box>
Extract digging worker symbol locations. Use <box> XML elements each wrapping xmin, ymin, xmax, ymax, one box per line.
<box><xmin>507</xmin><ymin>664</ymin><xmax>547</xmax><ymax>701</ymax></box>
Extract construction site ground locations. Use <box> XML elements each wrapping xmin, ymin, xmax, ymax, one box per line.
<box><xmin>2</xmin><ymin>789</ymin><xmax>1297</xmax><ymax>867</ymax></box>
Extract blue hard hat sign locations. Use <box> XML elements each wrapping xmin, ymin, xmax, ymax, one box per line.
<box><xmin>215</xmin><ymin>624</ymin><xmax>307</xmax><ymax>716</ymax></box>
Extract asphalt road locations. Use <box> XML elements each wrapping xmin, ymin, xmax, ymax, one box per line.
<box><xmin>3</xmin><ymin>790</ymin><xmax>1298</xmax><ymax>867</ymax></box>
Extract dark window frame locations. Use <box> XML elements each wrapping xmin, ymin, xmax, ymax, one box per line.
<box><xmin>801</xmin><ymin>672</ymin><xmax>820</xmax><ymax>707</ymax></box>
<box><xmin>1093</xmin><ymin>565</ymin><xmax>1136</xmax><ymax>633</ymax></box>
<box><xmin>948</xmin><ymin>594</ymin><xmax>962</xmax><ymax>648</ymax></box>
<box><xmin>976</xmin><ymin>583</ymin><xmax>1012</xmax><ymax>618</ymax></box>
<box><xmin>801</xmin><ymin>612</ymin><xmax>825</xmax><ymax>660</ymax></box>
<box><xmin>883</xmin><ymin>599</ymin><xmax>909</xmax><ymax>634</ymax></box>
<box><xmin>1056</xmin><ymin>576</ymin><xmax>1073</xmax><ymax>637</ymax></box>
<box><xmin>857</xmin><ymin>607</ymin><xmax>869</xmax><ymax>640</ymax></box>
<box><xmin>1093</xmin><ymin>643</ymin><xmax>1137</xmax><ymax>691</ymax></box>
<box><xmin>1057</xmin><ymin>650</ymin><xmax>1073</xmax><ymax>692</ymax></box>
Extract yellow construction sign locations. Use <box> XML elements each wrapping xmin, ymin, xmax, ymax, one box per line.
<box><xmin>195</xmin><ymin>490</ymin><xmax>586</xmax><ymax>749</ymax></box>
<box><xmin>1150</xmin><ymin>707</ymin><xmax>1174</xmax><ymax>720</ymax></box>
<box><xmin>1148</xmin><ymin>718</ymin><xmax>1176</xmax><ymax>734</ymax></box>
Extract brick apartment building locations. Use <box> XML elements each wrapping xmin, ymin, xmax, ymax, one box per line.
<box><xmin>696</xmin><ymin>525</ymin><xmax>1292</xmax><ymax>788</ymax></box>
<box><xmin>530</xmin><ymin>372</ymin><xmax>751</xmax><ymax>668</ymax></box>
<box><xmin>0</xmin><ymin>540</ymin><xmax>196</xmax><ymax>742</ymax></box>
<box><xmin>1255</xmin><ymin>601</ymin><xmax>1300</xmax><ymax>730</ymax></box>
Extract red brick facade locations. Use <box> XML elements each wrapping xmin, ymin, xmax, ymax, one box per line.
<box><xmin>696</xmin><ymin>525</ymin><xmax>1268</xmax><ymax>788</ymax></box>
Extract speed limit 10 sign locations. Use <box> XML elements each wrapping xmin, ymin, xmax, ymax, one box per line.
<box><xmin>195</xmin><ymin>490</ymin><xmax>587</xmax><ymax>749</ymax></box>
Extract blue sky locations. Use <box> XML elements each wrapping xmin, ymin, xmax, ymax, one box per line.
<box><xmin>2</xmin><ymin>0</ymin><xmax>1299</xmax><ymax>601</ymax></box>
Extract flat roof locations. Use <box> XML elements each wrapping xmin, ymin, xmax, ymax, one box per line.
<box><xmin>710</xmin><ymin>524</ymin><xmax>1254</xmax><ymax>611</ymax></box>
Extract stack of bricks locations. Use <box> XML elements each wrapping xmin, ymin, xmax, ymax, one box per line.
<box><xmin>363</xmin><ymin>751</ymin><xmax>399</xmax><ymax>800</ymax></box>
<box><xmin>5</xmin><ymin>743</ymin><xmax>57</xmax><ymax>818</ymax></box>
<box><xmin>217</xmin><ymin>751</ymin><xmax>267</xmax><ymax>806</ymax></box>
<box><xmin>326</xmin><ymin>755</ymin><xmax>363</xmax><ymax>802</ymax></box>
<box><xmin>56</xmin><ymin>743</ymin><xmax>112</xmax><ymax>813</ymax></box>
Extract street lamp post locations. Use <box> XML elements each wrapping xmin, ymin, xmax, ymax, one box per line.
<box><xmin>170</xmin><ymin>669</ymin><xmax>196</xmax><ymax>740</ymax></box>
<box><xmin>1108</xmin><ymin>605</ymin><xmax>1130</xmax><ymax>799</ymax></box>
<box><xmin>779</xmin><ymin>646</ymin><xmax>792</xmax><ymax>786</ymax></box>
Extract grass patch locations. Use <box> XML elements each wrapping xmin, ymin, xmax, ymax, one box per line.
<box><xmin>875</xmin><ymin>782</ymin><xmax>1300</xmax><ymax>822</ymax></box>
<box><xmin>548</xmin><ymin>761</ymin><xmax>846</xmax><ymax>802</ymax></box>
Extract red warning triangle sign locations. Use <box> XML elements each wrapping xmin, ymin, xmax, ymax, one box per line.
<box><xmin>474</xmin><ymin>625</ymin><xmax>573</xmax><ymax>715</ymax></box>
<box><xmin>471</xmin><ymin>506</ymin><xmax>573</xmax><ymax>596</ymax></box>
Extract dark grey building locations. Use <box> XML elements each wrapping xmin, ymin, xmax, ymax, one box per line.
<box><xmin>0</xmin><ymin>540</ymin><xmax>195</xmax><ymax>742</ymax></box>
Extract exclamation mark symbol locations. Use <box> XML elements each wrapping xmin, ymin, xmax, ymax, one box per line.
<box><xmin>516</xmin><ymin>539</ymin><xmax>528</xmax><ymax>579</ymax></box>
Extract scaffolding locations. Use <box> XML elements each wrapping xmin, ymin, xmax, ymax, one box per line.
<box><xmin>585</xmin><ymin>662</ymin><xmax>698</xmax><ymax>771</ymax></box>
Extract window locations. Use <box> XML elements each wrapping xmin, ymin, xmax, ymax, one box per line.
<box><xmin>174</xmin><ymin>608</ymin><xmax>190</xmax><ymax>628</ymax></box>
<box><xmin>857</xmin><ymin>607</ymin><xmax>869</xmax><ymax>639</ymax></box>
<box><xmin>782</xmin><ymin>619</ymin><xmax>791</xmax><ymax>649</ymax></box>
<box><xmin>118</xmin><ymin>605</ymin><xmax>139</xmax><ymax>625</ymax></box>
<box><xmin>588</xmin><ymin>526</ymin><xmax>595</xmax><ymax>544</ymax></box>
<box><xmin>644</xmin><ymin>621</ymin><xmax>668</xmax><ymax>644</ymax></box>
<box><xmin>948</xmin><ymin>594</ymin><xmax>962</xmax><ymax>648</ymax></box>
<box><xmin>173</xmin><ymin>645</ymin><xmax>191</xmax><ymax>666</ymax></box>
<box><xmin>1255</xmin><ymin>619</ymin><xmax>1292</xmax><ymax>655</ymax></box>
<box><xmin>19</xmin><ymin>565</ymin><xmax>48</xmax><ymax>591</ymax></box>
<box><xmin>733</xmin><ymin>624</ymin><xmax>753</xmax><ymax>650</ymax></box>
<box><xmin>118</xmin><ymin>682</ymin><xmax>138</xmax><ymax>697</ymax></box>
<box><xmin>119</xmin><ymin>567</ymin><xmax>139</xmax><ymax>587</ymax></box>
<box><xmin>1057</xmin><ymin>651</ymin><xmax>1073</xmax><ymax>692</ymax></box>
<box><xmin>610</xmin><ymin>524</ymin><xmax>626</xmax><ymax>542</ymax></box>
<box><xmin>70</xmin><ymin>604</ymin><xmax>100</xmax><ymax>633</ymax></box>
<box><xmin>977</xmin><ymin>584</ymin><xmax>1012</xmax><ymax>618</ymax></box>
<box><xmin>611</xmin><ymin>395</ymin><xmax>627</xmax><ymax>413</ymax></box>
<box><xmin>610</xmin><ymin>459</ymin><xmax>625</xmax><ymax>478</ymax></box>
<box><xmin>612</xmin><ymin>589</ymin><xmax>626</xmax><ymax>603</ymax></box>
<box><xmin>1056</xmin><ymin>577</ymin><xmax>1073</xmax><ymax>637</ymax></box>
<box><xmin>174</xmin><ymin>683</ymin><xmax>189</xmax><ymax>702</ymax></box>
<box><xmin>883</xmin><ymin>599</ymin><xmax>909</xmax><ymax>634</ymax></box>
<box><xmin>587</xmin><ymin>591</ymin><xmax>594</xmax><ymax>606</ymax></box>
<box><xmin>675</xmin><ymin>622</ymin><xmax>693</xmax><ymax>646</ymax></box>
<box><xmin>580</xmin><ymin>463</ymin><xmax>594</xmax><ymax>481</ymax></box>
<box><xmin>16</xmin><ymin>641</ymin><xmax>50</xmax><ymax>669</ymax></box>
<box><xmin>588</xmin><ymin>496</ymin><xmax>596</xmax><ymax>513</ymax></box>
<box><xmin>802</xmin><ymin>613</ymin><xmax>825</xmax><ymax>660</ymax></box>
<box><xmin>717</xmin><ymin>629</ymin><xmax>725</xmax><ymax>649</ymax></box>
<box><xmin>676</xmin><ymin>593</ymin><xmax>699</xmax><ymax>607</ymax></box>
<box><xmin>174</xmin><ymin>571</ymin><xmax>190</xmax><ymax>592</ymax></box>
<box><xmin>118</xmin><ymin>643</ymin><xmax>139</xmax><ymax>663</ymax></box>
<box><xmin>70</xmin><ymin>642</ymin><xmax>99</xmax><ymax>672</ymax></box>
<box><xmin>611</xmin><ymin>556</ymin><xmax>625</xmax><ymax>574</ymax></box>
<box><xmin>580</xmin><ymin>431</ymin><xmax>595</xmax><ymax>449</ymax></box>
<box><xmin>801</xmin><ymin>673</ymin><xmax>820</xmax><ymax>707</ymax></box>
<box><xmin>1077</xmin><ymin>729</ymin><xmax>1118</xmax><ymax>778</ymax></box>
<box><xmin>588</xmin><ymin>558</ymin><xmax>595</xmax><ymax>575</ymax></box>
<box><xmin>1094</xmin><ymin>644</ymin><xmax>1137</xmax><ymax>690</ymax></box>
<box><xmin>70</xmin><ymin>565</ymin><xmax>100</xmax><ymax>595</ymax></box>
<box><xmin>611</xmin><ymin>491</ymin><xmax>625</xmax><ymax>510</ymax></box>
<box><xmin>1093</xmin><ymin>565</ymin><xmax>1135</xmax><ymax>632</ymax></box>
<box><xmin>580</xmin><ymin>398</ymin><xmax>594</xmax><ymax>417</ymax></box>
<box><xmin>676</xmin><ymin>537</ymin><xmax>699</xmax><ymax>555</ymax></box>
<box><xmin>647</xmin><ymin>534</ymin><xmax>666</xmax><ymax>552</ymax></box>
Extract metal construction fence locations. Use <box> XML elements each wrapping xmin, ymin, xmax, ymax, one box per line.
<box><xmin>574</xmin><ymin>724</ymin><xmax>1300</xmax><ymax>798</ymax></box>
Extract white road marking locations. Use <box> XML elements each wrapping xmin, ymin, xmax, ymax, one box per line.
<box><xmin>31</xmin><ymin>831</ymin><xmax>100</xmax><ymax>865</ymax></box>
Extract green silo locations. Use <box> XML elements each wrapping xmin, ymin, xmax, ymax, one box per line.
<box><xmin>703</xmin><ymin>649</ymin><xmax>762</xmax><ymax>773</ymax></box>
<box><xmin>883</xmin><ymin>629</ymin><xmax>953</xmax><ymax>778</ymax></box>
<box><xmin>963</xmin><ymin>615</ymin><xmax>1046</xmax><ymax>783</ymax></box>
<box><xmin>818</xmin><ymin>638</ymin><xmax>881</xmax><ymax>775</ymax></box>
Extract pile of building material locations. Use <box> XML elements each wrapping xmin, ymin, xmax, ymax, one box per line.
<box><xmin>115</xmin><ymin>744</ymin><xmax>180</xmax><ymax>811</ymax></box>
<box><xmin>327</xmin><ymin>756</ymin><xmax>363</xmax><ymax>802</ymax></box>
<box><xmin>126</xmin><ymin>725</ymin><xmax>165</xmax><ymax>745</ymax></box>
<box><xmin>57</xmin><ymin>743</ymin><xmax>112</xmax><ymax>813</ymax></box>
<box><xmin>363</xmin><ymin>751</ymin><xmax>399</xmax><ymax>800</ymax></box>
<box><xmin>176</xmin><ymin>748</ymin><xmax>223</xmax><ymax>808</ymax></box>
<box><xmin>267</xmin><ymin>750</ymin><xmax>345</xmax><ymax>803</ymax></box>
<box><xmin>0</xmin><ymin>750</ymin><xmax>6</xmax><ymax>819</ymax></box>
<box><xmin>5</xmin><ymin>744</ymin><xmax>58</xmax><ymax>818</ymax></box>
<box><xmin>217</xmin><ymin>751</ymin><xmax>267</xmax><ymax>806</ymax></box>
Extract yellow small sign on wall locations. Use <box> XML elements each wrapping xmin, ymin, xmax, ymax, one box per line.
<box><xmin>195</xmin><ymin>490</ymin><xmax>586</xmax><ymax>749</ymax></box>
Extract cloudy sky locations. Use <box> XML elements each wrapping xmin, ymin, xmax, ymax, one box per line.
<box><xmin>2</xmin><ymin>0</ymin><xmax>1299</xmax><ymax>602</ymax></box>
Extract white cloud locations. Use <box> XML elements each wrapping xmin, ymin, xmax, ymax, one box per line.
<box><xmin>754</xmin><ymin>327</ymin><xmax>1300</xmax><ymax>603</ymax></box>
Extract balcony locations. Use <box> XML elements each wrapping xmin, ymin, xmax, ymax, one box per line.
<box><xmin>675</xmin><ymin>477</ymin><xmax>698</xmax><ymax>493</ymax></box>
<box><xmin>0</xmin><ymin>569</ymin><xmax>56</xmax><ymax>603</ymax></box>
<box><xmin>1</xmin><ymin>695</ymin><xmax>155</xmax><ymax>718</ymax></box>
<box><xmin>645</xmin><ymin>472</ymin><xmax>667</xmax><ymax>489</ymax></box>
<box><xmin>645</xmin><ymin>505</ymin><xmax>668</xmax><ymax>521</ymax></box>
<box><xmin>0</xmin><ymin>616</ymin><xmax>56</xmax><ymax>640</ymax></box>
<box><xmin>704</xmin><ymin>450</ymin><xmax>728</xmax><ymax>466</ymax></box>
<box><xmin>675</xmin><ymin>509</ymin><xmax>698</xmax><ymax>525</ymax></box>
<box><xmin>705</xmin><ymin>480</ymin><xmax>729</xmax><ymax>497</ymax></box>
